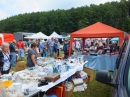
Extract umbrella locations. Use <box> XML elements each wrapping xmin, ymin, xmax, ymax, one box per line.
<box><xmin>110</xmin><ymin>37</ymin><xmax>119</xmax><ymax>41</ymax></box>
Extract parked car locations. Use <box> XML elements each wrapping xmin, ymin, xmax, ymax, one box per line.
<box><xmin>95</xmin><ymin>34</ymin><xmax>130</xmax><ymax>97</ymax></box>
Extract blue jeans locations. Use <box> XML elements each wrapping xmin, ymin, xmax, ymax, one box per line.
<box><xmin>43</xmin><ymin>51</ymin><xmax>47</xmax><ymax>57</ymax></box>
<box><xmin>49</xmin><ymin>47</ymin><xmax>54</xmax><ymax>57</ymax></box>
<box><xmin>10</xmin><ymin>52</ymin><xmax>16</xmax><ymax>66</ymax></box>
<box><xmin>18</xmin><ymin>49</ymin><xmax>24</xmax><ymax>58</ymax></box>
<box><xmin>76</xmin><ymin>48</ymin><xmax>80</xmax><ymax>52</ymax></box>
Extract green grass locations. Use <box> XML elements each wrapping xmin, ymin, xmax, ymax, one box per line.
<box><xmin>11</xmin><ymin>66</ymin><xmax>16</xmax><ymax>71</ymax></box>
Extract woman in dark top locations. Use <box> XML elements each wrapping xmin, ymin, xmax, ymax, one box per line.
<box><xmin>0</xmin><ymin>42</ymin><xmax>11</xmax><ymax>75</ymax></box>
<box><xmin>27</xmin><ymin>42</ymin><xmax>38</xmax><ymax>67</ymax></box>
<box><xmin>9</xmin><ymin>40</ymin><xmax>17</xmax><ymax>66</ymax></box>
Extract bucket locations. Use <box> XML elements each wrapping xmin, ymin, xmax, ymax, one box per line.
<box><xmin>13</xmin><ymin>83</ymin><xmax>22</xmax><ymax>93</ymax></box>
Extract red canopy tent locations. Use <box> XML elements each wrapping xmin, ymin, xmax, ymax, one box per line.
<box><xmin>3</xmin><ymin>33</ymin><xmax>14</xmax><ymax>42</ymax></box>
<box><xmin>69</xmin><ymin>22</ymin><xmax>124</xmax><ymax>56</ymax></box>
<box><xmin>0</xmin><ymin>33</ymin><xmax>14</xmax><ymax>45</ymax></box>
<box><xmin>0</xmin><ymin>38</ymin><xmax>2</xmax><ymax>46</ymax></box>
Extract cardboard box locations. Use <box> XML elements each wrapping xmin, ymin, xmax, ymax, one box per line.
<box><xmin>83</xmin><ymin>75</ymin><xmax>94</xmax><ymax>83</ymax></box>
<box><xmin>65</xmin><ymin>83</ymin><xmax>74</xmax><ymax>97</ymax></box>
<box><xmin>88</xmin><ymin>75</ymin><xmax>94</xmax><ymax>82</ymax></box>
<box><xmin>83</xmin><ymin>78</ymin><xmax>89</xmax><ymax>83</ymax></box>
<box><xmin>83</xmin><ymin>67</ymin><xmax>94</xmax><ymax>82</ymax></box>
<box><xmin>83</xmin><ymin>67</ymin><xmax>94</xmax><ymax>76</ymax></box>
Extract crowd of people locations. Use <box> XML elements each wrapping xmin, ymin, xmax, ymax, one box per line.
<box><xmin>0</xmin><ymin>37</ymin><xmax>64</xmax><ymax>75</ymax></box>
<box><xmin>0</xmin><ymin>37</ymin><xmax>119</xmax><ymax>75</ymax></box>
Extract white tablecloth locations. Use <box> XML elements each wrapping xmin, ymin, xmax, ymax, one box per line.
<box><xmin>37</xmin><ymin>61</ymin><xmax>88</xmax><ymax>92</ymax></box>
<box><xmin>16</xmin><ymin>61</ymin><xmax>88</xmax><ymax>93</ymax></box>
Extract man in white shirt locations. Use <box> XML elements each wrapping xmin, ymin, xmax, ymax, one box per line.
<box><xmin>75</xmin><ymin>40</ymin><xmax>81</xmax><ymax>52</ymax></box>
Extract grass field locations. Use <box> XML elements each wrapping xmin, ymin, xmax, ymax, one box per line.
<box><xmin>72</xmin><ymin>81</ymin><xmax>111</xmax><ymax>97</ymax></box>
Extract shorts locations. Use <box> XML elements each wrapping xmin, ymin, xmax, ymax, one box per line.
<box><xmin>54</xmin><ymin>48</ymin><xmax>57</xmax><ymax>53</ymax></box>
<box><xmin>18</xmin><ymin>49</ymin><xmax>24</xmax><ymax>58</ymax></box>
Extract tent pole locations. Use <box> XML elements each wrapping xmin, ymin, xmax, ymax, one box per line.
<box><xmin>119</xmin><ymin>36</ymin><xmax>124</xmax><ymax>47</ymax></box>
<box><xmin>83</xmin><ymin>38</ymin><xmax>86</xmax><ymax>50</ymax></box>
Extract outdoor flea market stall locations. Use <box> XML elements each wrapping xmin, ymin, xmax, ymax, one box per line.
<box><xmin>0</xmin><ymin>56</ymin><xmax>90</xmax><ymax>97</ymax></box>
<box><xmin>0</xmin><ymin>22</ymin><xmax>125</xmax><ymax>97</ymax></box>
<box><xmin>69</xmin><ymin>22</ymin><xmax>124</xmax><ymax>71</ymax></box>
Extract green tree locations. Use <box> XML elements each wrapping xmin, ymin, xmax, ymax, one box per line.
<box><xmin>0</xmin><ymin>0</ymin><xmax>130</xmax><ymax>34</ymax></box>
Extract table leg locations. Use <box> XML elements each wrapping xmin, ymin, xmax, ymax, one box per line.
<box><xmin>38</xmin><ymin>92</ymin><xmax>40</xmax><ymax>97</ymax></box>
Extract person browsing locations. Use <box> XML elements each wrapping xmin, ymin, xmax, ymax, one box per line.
<box><xmin>0</xmin><ymin>42</ymin><xmax>11</xmax><ymax>75</ymax></box>
<box><xmin>27</xmin><ymin>42</ymin><xmax>38</xmax><ymax>67</ymax></box>
<box><xmin>48</xmin><ymin>38</ymin><xmax>54</xmax><ymax>57</ymax></box>
<box><xmin>9</xmin><ymin>40</ymin><xmax>17</xmax><ymax>66</ymax></box>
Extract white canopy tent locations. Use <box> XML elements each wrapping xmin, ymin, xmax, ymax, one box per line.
<box><xmin>49</xmin><ymin>31</ymin><xmax>63</xmax><ymax>38</ymax></box>
<box><xmin>24</xmin><ymin>32</ymin><xmax>49</xmax><ymax>39</ymax></box>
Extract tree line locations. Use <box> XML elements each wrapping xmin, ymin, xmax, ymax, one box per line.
<box><xmin>0</xmin><ymin>1</ymin><xmax>130</xmax><ymax>35</ymax></box>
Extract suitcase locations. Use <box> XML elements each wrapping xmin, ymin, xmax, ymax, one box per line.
<box><xmin>45</xmin><ymin>73</ymin><xmax>60</xmax><ymax>82</ymax></box>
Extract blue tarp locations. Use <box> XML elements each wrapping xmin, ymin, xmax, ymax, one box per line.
<box><xmin>111</xmin><ymin>37</ymin><xmax>119</xmax><ymax>41</ymax></box>
<box><xmin>110</xmin><ymin>32</ymin><xmax>127</xmax><ymax>41</ymax></box>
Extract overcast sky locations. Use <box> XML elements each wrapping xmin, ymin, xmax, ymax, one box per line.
<box><xmin>0</xmin><ymin>0</ymin><xmax>120</xmax><ymax>20</ymax></box>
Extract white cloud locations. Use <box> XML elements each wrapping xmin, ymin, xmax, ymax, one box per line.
<box><xmin>0</xmin><ymin>9</ymin><xmax>8</xmax><ymax>20</ymax></box>
<box><xmin>0</xmin><ymin>0</ymin><xmax>120</xmax><ymax>20</ymax></box>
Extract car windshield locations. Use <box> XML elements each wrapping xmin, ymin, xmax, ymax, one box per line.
<box><xmin>112</xmin><ymin>39</ymin><xmax>128</xmax><ymax>83</ymax></box>
<box><xmin>124</xmin><ymin>50</ymin><xmax>130</xmax><ymax>96</ymax></box>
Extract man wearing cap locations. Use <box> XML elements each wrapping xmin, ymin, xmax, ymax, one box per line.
<box><xmin>9</xmin><ymin>40</ymin><xmax>17</xmax><ymax>66</ymax></box>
